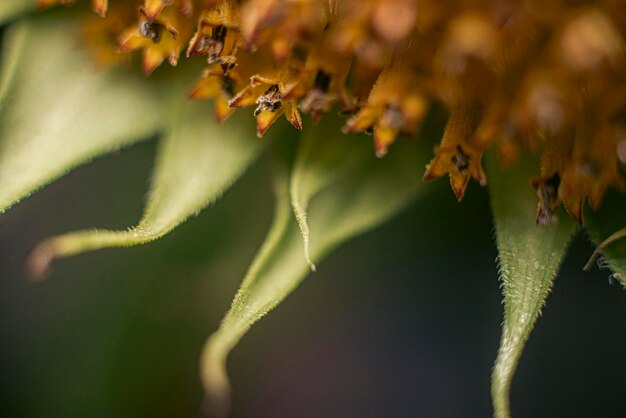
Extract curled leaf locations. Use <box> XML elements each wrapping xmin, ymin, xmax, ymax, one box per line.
<box><xmin>584</xmin><ymin>192</ymin><xmax>626</xmax><ymax>287</ymax></box>
<box><xmin>487</xmin><ymin>153</ymin><xmax>576</xmax><ymax>418</ymax></box>
<box><xmin>0</xmin><ymin>16</ymin><xmax>163</xmax><ymax>214</ymax></box>
<box><xmin>200</xmin><ymin>127</ymin><xmax>433</xmax><ymax>416</ymax></box>
<box><xmin>289</xmin><ymin>119</ymin><xmax>369</xmax><ymax>270</ymax></box>
<box><xmin>28</xmin><ymin>101</ymin><xmax>265</xmax><ymax>279</ymax></box>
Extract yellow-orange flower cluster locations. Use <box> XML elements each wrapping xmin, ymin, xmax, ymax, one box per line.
<box><xmin>40</xmin><ymin>0</ymin><xmax>626</xmax><ymax>224</ymax></box>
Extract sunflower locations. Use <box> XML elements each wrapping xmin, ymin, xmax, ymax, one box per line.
<box><xmin>0</xmin><ymin>1</ymin><xmax>625</xmax><ymax>417</ymax></box>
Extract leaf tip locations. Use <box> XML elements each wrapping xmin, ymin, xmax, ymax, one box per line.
<box><xmin>25</xmin><ymin>240</ymin><xmax>57</xmax><ymax>281</ymax></box>
<box><xmin>583</xmin><ymin>226</ymin><xmax>626</xmax><ymax>272</ymax></box>
<box><xmin>200</xmin><ymin>338</ymin><xmax>232</xmax><ymax>418</ymax></box>
<box><xmin>202</xmin><ymin>390</ymin><xmax>231</xmax><ymax>418</ymax></box>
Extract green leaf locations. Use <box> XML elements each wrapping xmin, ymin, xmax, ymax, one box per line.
<box><xmin>0</xmin><ymin>16</ymin><xmax>163</xmax><ymax>214</ymax></box>
<box><xmin>200</xmin><ymin>129</ymin><xmax>433</xmax><ymax>416</ymax></box>
<box><xmin>488</xmin><ymin>154</ymin><xmax>576</xmax><ymax>418</ymax></box>
<box><xmin>28</xmin><ymin>101</ymin><xmax>265</xmax><ymax>278</ymax></box>
<box><xmin>0</xmin><ymin>0</ymin><xmax>35</xmax><ymax>25</ymax></box>
<box><xmin>583</xmin><ymin>191</ymin><xmax>626</xmax><ymax>287</ymax></box>
<box><xmin>289</xmin><ymin>120</ymin><xmax>369</xmax><ymax>270</ymax></box>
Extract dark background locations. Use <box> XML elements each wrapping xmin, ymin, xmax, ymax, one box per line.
<box><xmin>0</xmin><ymin>139</ymin><xmax>625</xmax><ymax>418</ymax></box>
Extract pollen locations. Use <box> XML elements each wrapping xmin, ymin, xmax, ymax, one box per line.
<box><xmin>51</xmin><ymin>0</ymin><xmax>626</xmax><ymax>223</ymax></box>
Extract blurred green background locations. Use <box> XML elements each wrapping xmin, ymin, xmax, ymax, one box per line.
<box><xmin>1</xmin><ymin>137</ymin><xmax>625</xmax><ymax>418</ymax></box>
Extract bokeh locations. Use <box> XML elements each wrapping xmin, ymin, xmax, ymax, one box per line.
<box><xmin>1</xmin><ymin>137</ymin><xmax>625</xmax><ymax>418</ymax></box>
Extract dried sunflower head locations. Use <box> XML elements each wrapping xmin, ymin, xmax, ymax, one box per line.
<box><xmin>0</xmin><ymin>1</ymin><xmax>625</xmax><ymax>417</ymax></box>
